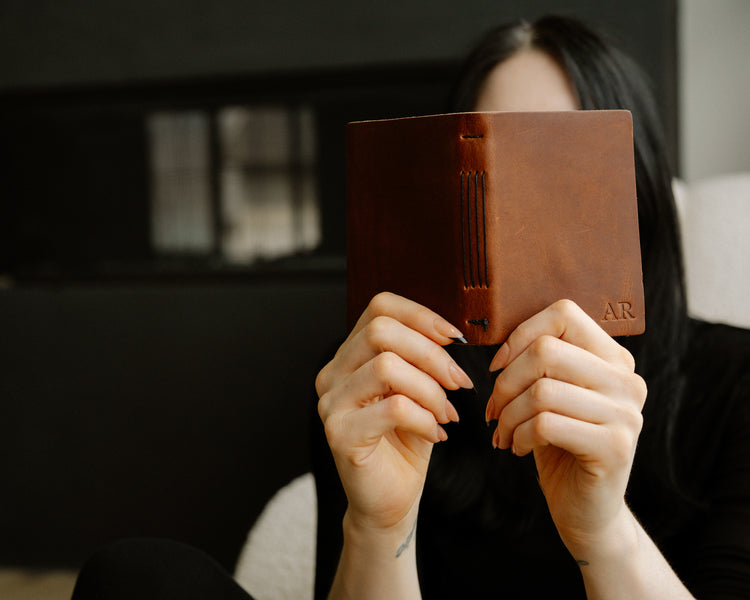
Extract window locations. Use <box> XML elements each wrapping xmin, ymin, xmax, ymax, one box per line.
<box><xmin>0</xmin><ymin>63</ymin><xmax>454</xmax><ymax>282</ymax></box>
<box><xmin>148</xmin><ymin>105</ymin><xmax>320</xmax><ymax>264</ymax></box>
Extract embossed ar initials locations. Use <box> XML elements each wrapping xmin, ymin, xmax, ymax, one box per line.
<box><xmin>602</xmin><ymin>301</ymin><xmax>636</xmax><ymax>321</ymax></box>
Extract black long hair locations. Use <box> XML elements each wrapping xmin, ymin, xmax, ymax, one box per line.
<box><xmin>426</xmin><ymin>15</ymin><xmax>691</xmax><ymax>541</ymax></box>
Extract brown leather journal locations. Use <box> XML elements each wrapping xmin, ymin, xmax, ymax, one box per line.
<box><xmin>346</xmin><ymin>111</ymin><xmax>645</xmax><ymax>345</ymax></box>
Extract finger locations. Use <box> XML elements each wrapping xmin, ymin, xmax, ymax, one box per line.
<box><xmin>324</xmin><ymin>394</ymin><xmax>447</xmax><ymax>459</ymax></box>
<box><xmin>492</xmin><ymin>378</ymin><xmax>612</xmax><ymax>450</ymax></box>
<box><xmin>318</xmin><ymin>351</ymin><xmax>454</xmax><ymax>424</ymax></box>
<box><xmin>510</xmin><ymin>412</ymin><xmax>637</xmax><ymax>470</ymax></box>
<box><xmin>511</xmin><ymin>412</ymin><xmax>600</xmax><ymax>457</ymax></box>
<box><xmin>487</xmin><ymin>335</ymin><xmax>624</xmax><ymax>421</ymax></box>
<box><xmin>489</xmin><ymin>299</ymin><xmax>635</xmax><ymax>372</ymax></box>
<box><xmin>318</xmin><ymin>292</ymin><xmax>471</xmax><ymax>399</ymax></box>
<box><xmin>349</xmin><ymin>292</ymin><xmax>465</xmax><ymax>346</ymax></box>
<box><xmin>333</xmin><ymin>315</ymin><xmax>473</xmax><ymax>392</ymax></box>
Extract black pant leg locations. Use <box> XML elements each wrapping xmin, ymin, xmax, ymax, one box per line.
<box><xmin>71</xmin><ymin>538</ymin><xmax>254</xmax><ymax>600</ymax></box>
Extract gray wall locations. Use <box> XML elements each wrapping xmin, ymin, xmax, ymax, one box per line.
<box><xmin>679</xmin><ymin>0</ymin><xmax>750</xmax><ymax>181</ymax></box>
<box><xmin>0</xmin><ymin>281</ymin><xmax>346</xmax><ymax>568</ymax></box>
<box><xmin>0</xmin><ymin>0</ymin><xmax>678</xmax><ymax>156</ymax></box>
<box><xmin>1</xmin><ymin>1</ymin><xmax>674</xmax><ymax>88</ymax></box>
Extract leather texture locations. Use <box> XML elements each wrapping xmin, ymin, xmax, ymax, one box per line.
<box><xmin>346</xmin><ymin>111</ymin><xmax>645</xmax><ymax>345</ymax></box>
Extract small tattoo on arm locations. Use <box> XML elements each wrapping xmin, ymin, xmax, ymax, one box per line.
<box><xmin>395</xmin><ymin>520</ymin><xmax>417</xmax><ymax>558</ymax></box>
<box><xmin>576</xmin><ymin>559</ymin><xmax>590</xmax><ymax>566</ymax></box>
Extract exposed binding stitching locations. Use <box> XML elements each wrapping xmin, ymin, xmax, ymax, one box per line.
<box><xmin>468</xmin><ymin>318</ymin><xmax>490</xmax><ymax>331</ymax></box>
<box><xmin>482</xmin><ymin>171</ymin><xmax>488</xmax><ymax>286</ymax></box>
<box><xmin>474</xmin><ymin>172</ymin><xmax>481</xmax><ymax>287</ymax></box>
<box><xmin>466</xmin><ymin>172</ymin><xmax>476</xmax><ymax>288</ymax></box>
<box><xmin>461</xmin><ymin>170</ymin><xmax>488</xmax><ymax>289</ymax></box>
<box><xmin>460</xmin><ymin>171</ymin><xmax>469</xmax><ymax>288</ymax></box>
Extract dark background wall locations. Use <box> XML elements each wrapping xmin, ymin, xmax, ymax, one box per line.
<box><xmin>0</xmin><ymin>0</ymin><xmax>678</xmax><ymax>158</ymax></box>
<box><xmin>0</xmin><ymin>0</ymin><xmax>677</xmax><ymax>571</ymax></box>
<box><xmin>0</xmin><ymin>281</ymin><xmax>345</xmax><ymax>568</ymax></box>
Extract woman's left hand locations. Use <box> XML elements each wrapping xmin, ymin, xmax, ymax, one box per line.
<box><xmin>485</xmin><ymin>299</ymin><xmax>647</xmax><ymax>557</ymax></box>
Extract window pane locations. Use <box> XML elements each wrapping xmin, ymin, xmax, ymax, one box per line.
<box><xmin>220</xmin><ymin>106</ymin><xmax>291</xmax><ymax>168</ymax></box>
<box><xmin>147</xmin><ymin>111</ymin><xmax>214</xmax><ymax>254</ymax></box>
<box><xmin>221</xmin><ymin>170</ymin><xmax>295</xmax><ymax>262</ymax></box>
<box><xmin>218</xmin><ymin>106</ymin><xmax>320</xmax><ymax>264</ymax></box>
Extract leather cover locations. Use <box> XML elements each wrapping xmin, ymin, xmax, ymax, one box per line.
<box><xmin>346</xmin><ymin>111</ymin><xmax>645</xmax><ymax>345</ymax></box>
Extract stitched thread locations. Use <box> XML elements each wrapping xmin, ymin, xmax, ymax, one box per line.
<box><xmin>468</xmin><ymin>318</ymin><xmax>490</xmax><ymax>331</ymax></box>
<box><xmin>461</xmin><ymin>170</ymin><xmax>488</xmax><ymax>289</ymax></box>
<box><xmin>466</xmin><ymin>171</ymin><xmax>476</xmax><ymax>288</ymax></box>
<box><xmin>474</xmin><ymin>172</ymin><xmax>481</xmax><ymax>287</ymax></box>
<box><xmin>461</xmin><ymin>171</ymin><xmax>469</xmax><ymax>288</ymax></box>
<box><xmin>482</xmin><ymin>171</ymin><xmax>488</xmax><ymax>286</ymax></box>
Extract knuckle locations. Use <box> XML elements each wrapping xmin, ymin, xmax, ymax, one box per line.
<box><xmin>322</xmin><ymin>413</ymin><xmax>345</xmax><ymax>448</ymax></box>
<box><xmin>553</xmin><ymin>298</ymin><xmax>580</xmax><ymax>320</ymax></box>
<box><xmin>529</xmin><ymin>334</ymin><xmax>559</xmax><ymax>362</ymax></box>
<box><xmin>316</xmin><ymin>393</ymin><xmax>329</xmax><ymax>421</ymax></box>
<box><xmin>609</xmin><ymin>426</ymin><xmax>636</xmax><ymax>465</ymax></box>
<box><xmin>364</xmin><ymin>315</ymin><xmax>396</xmax><ymax>349</ymax></box>
<box><xmin>533</xmin><ymin>411</ymin><xmax>556</xmax><ymax>438</ymax></box>
<box><xmin>632</xmin><ymin>409</ymin><xmax>644</xmax><ymax>433</ymax></box>
<box><xmin>315</xmin><ymin>363</ymin><xmax>333</xmax><ymax>397</ymax></box>
<box><xmin>615</xmin><ymin>370</ymin><xmax>648</xmax><ymax>409</ymax></box>
<box><xmin>384</xmin><ymin>394</ymin><xmax>410</xmax><ymax>421</ymax></box>
<box><xmin>528</xmin><ymin>378</ymin><xmax>556</xmax><ymax>411</ymax></box>
<box><xmin>368</xmin><ymin>291</ymin><xmax>395</xmax><ymax>316</ymax></box>
<box><xmin>633</xmin><ymin>373</ymin><xmax>648</xmax><ymax>404</ymax></box>
<box><xmin>372</xmin><ymin>351</ymin><xmax>400</xmax><ymax>379</ymax></box>
<box><xmin>618</xmin><ymin>345</ymin><xmax>637</xmax><ymax>372</ymax></box>
<box><xmin>624</xmin><ymin>402</ymin><xmax>644</xmax><ymax>432</ymax></box>
<box><xmin>614</xmin><ymin>400</ymin><xmax>643</xmax><ymax>433</ymax></box>
<box><xmin>492</xmin><ymin>372</ymin><xmax>511</xmax><ymax>401</ymax></box>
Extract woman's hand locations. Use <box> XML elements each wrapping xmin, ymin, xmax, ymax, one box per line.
<box><xmin>316</xmin><ymin>292</ymin><xmax>472</xmax><ymax>535</ymax></box>
<box><xmin>485</xmin><ymin>299</ymin><xmax>647</xmax><ymax>558</ymax></box>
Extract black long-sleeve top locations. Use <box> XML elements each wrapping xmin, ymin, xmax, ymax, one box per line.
<box><xmin>312</xmin><ymin>319</ymin><xmax>750</xmax><ymax>599</ymax></box>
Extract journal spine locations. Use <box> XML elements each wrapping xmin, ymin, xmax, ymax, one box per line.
<box><xmin>456</xmin><ymin>113</ymin><xmax>501</xmax><ymax>344</ymax></box>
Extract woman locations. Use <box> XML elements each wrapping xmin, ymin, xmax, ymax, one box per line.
<box><xmin>72</xmin><ymin>15</ymin><xmax>749</xmax><ymax>600</ymax></box>
<box><xmin>312</xmin><ymin>16</ymin><xmax>750</xmax><ymax>600</ymax></box>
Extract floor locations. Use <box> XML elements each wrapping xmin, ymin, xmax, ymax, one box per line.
<box><xmin>0</xmin><ymin>569</ymin><xmax>78</xmax><ymax>600</ymax></box>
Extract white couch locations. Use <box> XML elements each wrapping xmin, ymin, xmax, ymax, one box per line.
<box><xmin>675</xmin><ymin>173</ymin><xmax>750</xmax><ymax>329</ymax></box>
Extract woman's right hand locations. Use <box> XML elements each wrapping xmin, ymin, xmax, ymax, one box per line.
<box><xmin>315</xmin><ymin>292</ymin><xmax>473</xmax><ymax>534</ymax></box>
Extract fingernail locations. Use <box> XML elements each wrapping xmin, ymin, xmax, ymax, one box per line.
<box><xmin>484</xmin><ymin>398</ymin><xmax>493</xmax><ymax>423</ymax></box>
<box><xmin>436</xmin><ymin>425</ymin><xmax>448</xmax><ymax>442</ymax></box>
<box><xmin>450</xmin><ymin>335</ymin><xmax>469</xmax><ymax>344</ymax></box>
<box><xmin>511</xmin><ymin>444</ymin><xmax>517</xmax><ymax>455</ymax></box>
<box><xmin>434</xmin><ymin>317</ymin><xmax>464</xmax><ymax>341</ymax></box>
<box><xmin>489</xmin><ymin>343</ymin><xmax>510</xmax><ymax>372</ymax></box>
<box><xmin>449</xmin><ymin>362</ymin><xmax>474</xmax><ymax>389</ymax></box>
<box><xmin>446</xmin><ymin>400</ymin><xmax>460</xmax><ymax>423</ymax></box>
<box><xmin>491</xmin><ymin>428</ymin><xmax>499</xmax><ymax>449</ymax></box>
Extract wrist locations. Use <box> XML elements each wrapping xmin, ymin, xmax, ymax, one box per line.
<box><xmin>343</xmin><ymin>507</ymin><xmax>419</xmax><ymax>556</ymax></box>
<box><xmin>565</xmin><ymin>508</ymin><xmax>696</xmax><ymax>600</ymax></box>
<box><xmin>331</xmin><ymin>508</ymin><xmax>423</xmax><ymax>600</ymax></box>
<box><xmin>561</xmin><ymin>504</ymin><xmax>639</xmax><ymax>566</ymax></box>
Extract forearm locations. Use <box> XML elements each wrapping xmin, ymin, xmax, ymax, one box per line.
<box><xmin>328</xmin><ymin>509</ymin><xmax>422</xmax><ymax>600</ymax></box>
<box><xmin>571</xmin><ymin>507</ymin><xmax>695</xmax><ymax>600</ymax></box>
